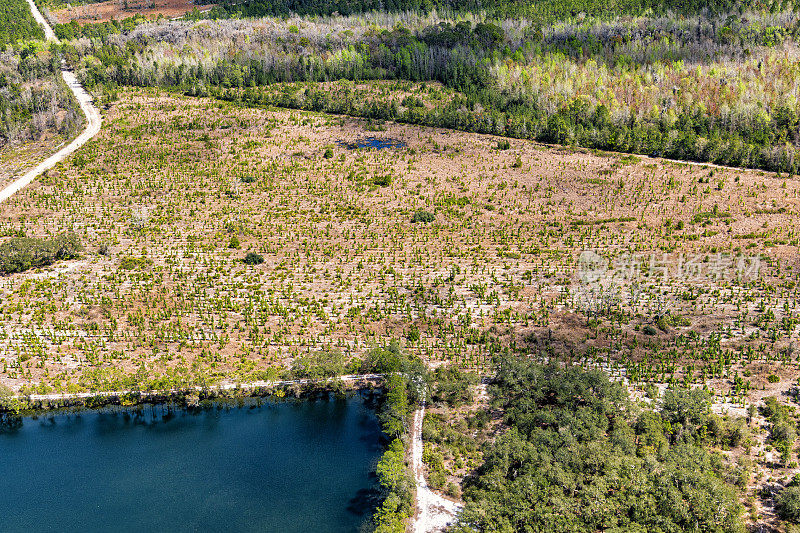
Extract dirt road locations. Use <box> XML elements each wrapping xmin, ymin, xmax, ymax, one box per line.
<box><xmin>0</xmin><ymin>0</ymin><xmax>103</xmax><ymax>204</ymax></box>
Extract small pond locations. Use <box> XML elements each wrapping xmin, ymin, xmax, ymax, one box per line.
<box><xmin>338</xmin><ymin>137</ymin><xmax>407</xmax><ymax>150</ymax></box>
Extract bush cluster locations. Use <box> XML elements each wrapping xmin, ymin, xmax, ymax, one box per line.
<box><xmin>0</xmin><ymin>232</ymin><xmax>82</xmax><ymax>275</ymax></box>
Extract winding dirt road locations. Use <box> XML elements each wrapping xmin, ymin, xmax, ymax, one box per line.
<box><xmin>16</xmin><ymin>7</ymin><xmax>456</xmax><ymax>530</ymax></box>
<box><xmin>0</xmin><ymin>0</ymin><xmax>102</xmax><ymax>204</ymax></box>
<box><xmin>412</xmin><ymin>402</ymin><xmax>462</xmax><ymax>532</ymax></box>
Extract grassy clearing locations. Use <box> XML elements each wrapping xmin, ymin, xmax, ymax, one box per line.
<box><xmin>0</xmin><ymin>89</ymin><xmax>797</xmax><ymax>405</ymax></box>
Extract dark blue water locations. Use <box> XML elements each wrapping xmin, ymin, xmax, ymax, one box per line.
<box><xmin>338</xmin><ymin>137</ymin><xmax>406</xmax><ymax>150</ymax></box>
<box><xmin>0</xmin><ymin>395</ymin><xmax>383</xmax><ymax>533</ymax></box>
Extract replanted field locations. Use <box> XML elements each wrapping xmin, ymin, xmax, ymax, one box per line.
<box><xmin>1</xmin><ymin>89</ymin><xmax>799</xmax><ymax>399</ymax></box>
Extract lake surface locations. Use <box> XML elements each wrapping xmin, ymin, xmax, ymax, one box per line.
<box><xmin>0</xmin><ymin>394</ymin><xmax>384</xmax><ymax>533</ymax></box>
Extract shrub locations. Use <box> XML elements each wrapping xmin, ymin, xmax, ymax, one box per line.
<box><xmin>496</xmin><ymin>139</ymin><xmax>511</xmax><ymax>150</ymax></box>
<box><xmin>228</xmin><ymin>235</ymin><xmax>241</xmax><ymax>249</ymax></box>
<box><xmin>401</xmin><ymin>96</ymin><xmax>424</xmax><ymax>108</ymax></box>
<box><xmin>406</xmin><ymin>325</ymin><xmax>420</xmax><ymax>341</ymax></box>
<box><xmin>119</xmin><ymin>256</ymin><xmax>152</xmax><ymax>270</ymax></box>
<box><xmin>373</xmin><ymin>174</ymin><xmax>392</xmax><ymax>186</ymax></box>
<box><xmin>0</xmin><ymin>383</ymin><xmax>21</xmax><ymax>414</ymax></box>
<box><xmin>0</xmin><ymin>232</ymin><xmax>82</xmax><ymax>275</ymax></box>
<box><xmin>243</xmin><ymin>252</ymin><xmax>264</xmax><ymax>265</ymax></box>
<box><xmin>778</xmin><ymin>486</ymin><xmax>800</xmax><ymax>523</ymax></box>
<box><xmin>241</xmin><ymin>176</ymin><xmax>256</xmax><ymax>183</ymax></box>
<box><xmin>291</xmin><ymin>349</ymin><xmax>345</xmax><ymax>379</ymax></box>
<box><xmin>411</xmin><ymin>210</ymin><xmax>435</xmax><ymax>223</ymax></box>
<box><xmin>323</xmin><ymin>147</ymin><xmax>334</xmax><ymax>159</ymax></box>
<box><xmin>642</xmin><ymin>324</ymin><xmax>658</xmax><ymax>335</ymax></box>
<box><xmin>768</xmin><ymin>374</ymin><xmax>780</xmax><ymax>383</ymax></box>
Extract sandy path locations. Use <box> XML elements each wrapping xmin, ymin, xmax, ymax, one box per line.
<box><xmin>411</xmin><ymin>402</ymin><xmax>462</xmax><ymax>533</ymax></box>
<box><xmin>0</xmin><ymin>0</ymin><xmax>103</xmax><ymax>204</ymax></box>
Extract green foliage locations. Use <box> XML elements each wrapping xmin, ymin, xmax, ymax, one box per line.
<box><xmin>243</xmin><ymin>252</ymin><xmax>264</xmax><ymax>265</ymax></box>
<box><xmin>778</xmin><ymin>486</ymin><xmax>800</xmax><ymax>523</ymax></box>
<box><xmin>371</xmin><ymin>341</ymin><xmax>417</xmax><ymax>533</ymax></box>
<box><xmin>372</xmin><ymin>174</ymin><xmax>392</xmax><ymax>187</ymax></box>
<box><xmin>761</xmin><ymin>396</ymin><xmax>797</xmax><ymax>464</ymax></box>
<box><xmin>53</xmin><ymin>14</ymin><xmax>146</xmax><ymax>40</ymax></box>
<box><xmin>0</xmin><ymin>43</ymin><xmax>82</xmax><ymax>148</ymax></box>
<box><xmin>0</xmin><ymin>383</ymin><xmax>21</xmax><ymax>414</ymax></box>
<box><xmin>379</xmin><ymin>372</ymin><xmax>410</xmax><ymax>438</ymax></box>
<box><xmin>75</xmin><ymin>6</ymin><xmax>800</xmax><ymax>173</ymax></box>
<box><xmin>642</xmin><ymin>324</ymin><xmax>658</xmax><ymax>335</ymax></box>
<box><xmin>0</xmin><ymin>0</ymin><xmax>44</xmax><ymax>47</ymax></box>
<box><xmin>456</xmin><ymin>357</ymin><xmax>745</xmax><ymax>533</ymax></box>
<box><xmin>362</xmin><ymin>340</ymin><xmax>425</xmax><ymax>377</ymax></box>
<box><xmin>290</xmin><ymin>349</ymin><xmax>345</xmax><ymax>379</ymax></box>
<box><xmin>430</xmin><ymin>365</ymin><xmax>476</xmax><ymax>407</ymax></box>
<box><xmin>0</xmin><ymin>232</ymin><xmax>82</xmax><ymax>275</ymax></box>
<box><xmin>411</xmin><ymin>210</ymin><xmax>435</xmax><ymax>223</ymax></box>
<box><xmin>207</xmin><ymin>0</ymin><xmax>756</xmax><ymax>23</ymax></box>
<box><xmin>119</xmin><ymin>255</ymin><xmax>152</xmax><ymax>270</ymax></box>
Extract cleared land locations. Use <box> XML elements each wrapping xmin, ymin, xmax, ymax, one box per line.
<box><xmin>0</xmin><ymin>88</ymin><xmax>798</xmax><ymax>401</ymax></box>
<box><xmin>51</xmin><ymin>0</ymin><xmax>212</xmax><ymax>23</ymax></box>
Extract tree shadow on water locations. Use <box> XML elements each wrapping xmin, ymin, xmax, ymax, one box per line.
<box><xmin>347</xmin><ymin>484</ymin><xmax>383</xmax><ymax>517</ymax></box>
<box><xmin>0</xmin><ymin>413</ymin><xmax>22</xmax><ymax>433</ymax></box>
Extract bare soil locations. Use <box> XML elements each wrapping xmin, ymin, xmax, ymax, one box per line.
<box><xmin>52</xmin><ymin>0</ymin><xmax>213</xmax><ymax>23</ymax></box>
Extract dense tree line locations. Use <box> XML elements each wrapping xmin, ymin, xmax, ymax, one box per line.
<box><xmin>53</xmin><ymin>14</ymin><xmax>149</xmax><ymax>40</ymax></box>
<box><xmin>0</xmin><ymin>42</ymin><xmax>83</xmax><ymax>148</ymax></box>
<box><xmin>360</xmin><ymin>341</ymin><xmax>426</xmax><ymax>532</ymax></box>
<box><xmin>65</xmin><ymin>6</ymin><xmax>800</xmax><ymax>172</ymax></box>
<box><xmin>454</xmin><ymin>358</ymin><xmax>747</xmax><ymax>532</ymax></box>
<box><xmin>0</xmin><ymin>0</ymin><xmax>45</xmax><ymax>47</ymax></box>
<box><xmin>204</xmin><ymin>0</ymin><xmax>789</xmax><ymax>23</ymax></box>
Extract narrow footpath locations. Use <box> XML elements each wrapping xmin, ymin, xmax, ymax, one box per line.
<box><xmin>0</xmin><ymin>0</ymin><xmax>102</xmax><ymax>204</ymax></box>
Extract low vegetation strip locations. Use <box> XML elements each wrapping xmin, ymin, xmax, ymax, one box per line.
<box><xmin>0</xmin><ymin>232</ymin><xmax>82</xmax><ymax>275</ymax></box>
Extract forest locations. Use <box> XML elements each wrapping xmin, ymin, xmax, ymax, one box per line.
<box><xmin>0</xmin><ymin>41</ymin><xmax>83</xmax><ymax>150</ymax></box>
<box><xmin>8</xmin><ymin>0</ymin><xmax>800</xmax><ymax>531</ymax></box>
<box><xmin>456</xmin><ymin>358</ymin><xmax>748</xmax><ymax>532</ymax></box>
<box><xmin>0</xmin><ymin>0</ymin><xmax>45</xmax><ymax>47</ymax></box>
<box><xmin>202</xmin><ymin>0</ymin><xmax>775</xmax><ymax>21</ymax></box>
<box><xmin>53</xmin><ymin>1</ymin><xmax>800</xmax><ymax>173</ymax></box>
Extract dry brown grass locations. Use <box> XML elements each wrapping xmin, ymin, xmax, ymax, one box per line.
<box><xmin>52</xmin><ymin>0</ymin><xmax>212</xmax><ymax>24</ymax></box>
<box><xmin>0</xmin><ymin>88</ymin><xmax>798</xmax><ymax>399</ymax></box>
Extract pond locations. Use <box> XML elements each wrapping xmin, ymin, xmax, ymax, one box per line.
<box><xmin>0</xmin><ymin>393</ymin><xmax>384</xmax><ymax>533</ymax></box>
<box><xmin>338</xmin><ymin>137</ymin><xmax>407</xmax><ymax>150</ymax></box>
